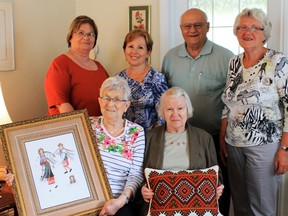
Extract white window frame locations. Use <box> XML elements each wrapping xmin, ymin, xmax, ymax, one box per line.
<box><xmin>159</xmin><ymin>0</ymin><xmax>286</xmax><ymax>65</ymax></box>
<box><xmin>159</xmin><ymin>0</ymin><xmax>187</xmax><ymax>67</ymax></box>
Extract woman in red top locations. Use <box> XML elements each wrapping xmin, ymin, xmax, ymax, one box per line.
<box><xmin>45</xmin><ymin>15</ymin><xmax>108</xmax><ymax>116</ymax></box>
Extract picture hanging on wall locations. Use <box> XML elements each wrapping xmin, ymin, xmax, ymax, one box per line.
<box><xmin>0</xmin><ymin>2</ymin><xmax>15</xmax><ymax>71</ymax></box>
<box><xmin>129</xmin><ymin>5</ymin><xmax>151</xmax><ymax>33</ymax></box>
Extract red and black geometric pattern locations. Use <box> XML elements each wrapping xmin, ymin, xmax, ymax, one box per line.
<box><xmin>145</xmin><ymin>165</ymin><xmax>222</xmax><ymax>216</ymax></box>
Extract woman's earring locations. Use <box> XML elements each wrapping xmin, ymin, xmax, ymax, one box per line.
<box><xmin>145</xmin><ymin>57</ymin><xmax>149</xmax><ymax>64</ymax></box>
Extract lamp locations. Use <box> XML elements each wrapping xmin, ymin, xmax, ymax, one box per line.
<box><xmin>0</xmin><ymin>82</ymin><xmax>12</xmax><ymax>124</ymax></box>
<box><xmin>0</xmin><ymin>82</ymin><xmax>11</xmax><ymax>167</ymax></box>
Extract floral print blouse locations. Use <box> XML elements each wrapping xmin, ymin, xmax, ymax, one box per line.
<box><xmin>117</xmin><ymin>67</ymin><xmax>168</xmax><ymax>129</ymax></box>
<box><xmin>90</xmin><ymin>116</ymin><xmax>145</xmax><ymax>197</ymax></box>
<box><xmin>222</xmin><ymin>49</ymin><xmax>288</xmax><ymax>147</ymax></box>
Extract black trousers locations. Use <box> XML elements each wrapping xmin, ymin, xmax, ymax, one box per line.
<box><xmin>114</xmin><ymin>202</ymin><xmax>136</xmax><ymax>216</ymax></box>
<box><xmin>212</xmin><ymin>134</ymin><xmax>231</xmax><ymax>216</ymax></box>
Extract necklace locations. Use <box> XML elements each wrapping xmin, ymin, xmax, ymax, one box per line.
<box><xmin>126</xmin><ymin>65</ymin><xmax>150</xmax><ymax>85</ymax></box>
<box><xmin>108</xmin><ymin>127</ymin><xmax>124</xmax><ymax>134</ymax></box>
<box><xmin>241</xmin><ymin>53</ymin><xmax>267</xmax><ymax>83</ymax></box>
<box><xmin>104</xmin><ymin>119</ymin><xmax>125</xmax><ymax>135</ymax></box>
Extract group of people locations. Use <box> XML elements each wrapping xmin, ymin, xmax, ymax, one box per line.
<box><xmin>4</xmin><ymin>7</ymin><xmax>288</xmax><ymax>216</ymax></box>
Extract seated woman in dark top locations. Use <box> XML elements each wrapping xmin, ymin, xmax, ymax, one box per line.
<box><xmin>140</xmin><ymin>87</ymin><xmax>224</xmax><ymax>215</ymax></box>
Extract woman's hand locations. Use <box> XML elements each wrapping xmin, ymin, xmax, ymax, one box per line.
<box><xmin>219</xmin><ymin>138</ymin><xmax>228</xmax><ymax>166</ymax></box>
<box><xmin>275</xmin><ymin>132</ymin><xmax>288</xmax><ymax>175</ymax></box>
<box><xmin>274</xmin><ymin>148</ymin><xmax>288</xmax><ymax>175</ymax></box>
<box><xmin>99</xmin><ymin>195</ymin><xmax>126</xmax><ymax>216</ymax></box>
<box><xmin>4</xmin><ymin>172</ymin><xmax>14</xmax><ymax>186</ymax></box>
<box><xmin>216</xmin><ymin>184</ymin><xmax>225</xmax><ymax>200</ymax></box>
<box><xmin>56</xmin><ymin>103</ymin><xmax>74</xmax><ymax>114</ymax></box>
<box><xmin>141</xmin><ymin>184</ymin><xmax>154</xmax><ymax>203</ymax></box>
<box><xmin>219</xmin><ymin>118</ymin><xmax>228</xmax><ymax>166</ymax></box>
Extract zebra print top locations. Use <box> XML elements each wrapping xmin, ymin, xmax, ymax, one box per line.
<box><xmin>222</xmin><ymin>49</ymin><xmax>288</xmax><ymax>147</ymax></box>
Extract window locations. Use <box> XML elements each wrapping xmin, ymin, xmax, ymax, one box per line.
<box><xmin>159</xmin><ymin>0</ymin><xmax>283</xmax><ymax>65</ymax></box>
<box><xmin>188</xmin><ymin>0</ymin><xmax>267</xmax><ymax>54</ymax></box>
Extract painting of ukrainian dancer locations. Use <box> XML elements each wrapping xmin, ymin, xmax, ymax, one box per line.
<box><xmin>25</xmin><ymin>132</ymin><xmax>90</xmax><ymax>209</ymax></box>
<box><xmin>0</xmin><ymin>110</ymin><xmax>112</xmax><ymax>215</ymax></box>
<box><xmin>38</xmin><ymin>148</ymin><xmax>57</xmax><ymax>186</ymax></box>
<box><xmin>54</xmin><ymin>143</ymin><xmax>74</xmax><ymax>174</ymax></box>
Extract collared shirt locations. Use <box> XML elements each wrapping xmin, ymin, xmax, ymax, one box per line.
<box><xmin>162</xmin><ymin>39</ymin><xmax>234</xmax><ymax>135</ymax></box>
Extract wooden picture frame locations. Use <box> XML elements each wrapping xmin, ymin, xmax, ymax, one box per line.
<box><xmin>0</xmin><ymin>110</ymin><xmax>112</xmax><ymax>215</ymax></box>
<box><xmin>129</xmin><ymin>5</ymin><xmax>150</xmax><ymax>33</ymax></box>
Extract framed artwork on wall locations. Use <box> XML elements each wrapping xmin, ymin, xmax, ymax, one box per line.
<box><xmin>0</xmin><ymin>110</ymin><xmax>112</xmax><ymax>215</ymax></box>
<box><xmin>129</xmin><ymin>5</ymin><xmax>150</xmax><ymax>33</ymax></box>
<box><xmin>0</xmin><ymin>2</ymin><xmax>15</xmax><ymax>71</ymax></box>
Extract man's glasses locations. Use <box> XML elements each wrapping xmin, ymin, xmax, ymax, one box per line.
<box><xmin>236</xmin><ymin>26</ymin><xmax>264</xmax><ymax>32</ymax></box>
<box><xmin>74</xmin><ymin>31</ymin><xmax>96</xmax><ymax>38</ymax></box>
<box><xmin>181</xmin><ymin>22</ymin><xmax>207</xmax><ymax>30</ymax></box>
<box><xmin>100</xmin><ymin>96</ymin><xmax>128</xmax><ymax>104</ymax></box>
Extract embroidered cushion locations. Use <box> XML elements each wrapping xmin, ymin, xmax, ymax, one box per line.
<box><xmin>144</xmin><ymin>165</ymin><xmax>222</xmax><ymax>216</ymax></box>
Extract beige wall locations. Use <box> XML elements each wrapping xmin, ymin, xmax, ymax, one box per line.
<box><xmin>0</xmin><ymin>0</ymin><xmax>76</xmax><ymax>123</ymax></box>
<box><xmin>0</xmin><ymin>0</ymin><xmax>76</xmax><ymax>165</ymax></box>
<box><xmin>76</xmin><ymin>0</ymin><xmax>160</xmax><ymax>76</ymax></box>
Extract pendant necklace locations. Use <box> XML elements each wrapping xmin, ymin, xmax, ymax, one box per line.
<box><xmin>108</xmin><ymin>127</ymin><xmax>124</xmax><ymax>134</ymax></box>
<box><xmin>105</xmin><ymin>120</ymin><xmax>125</xmax><ymax>135</ymax></box>
<box><xmin>127</xmin><ymin>65</ymin><xmax>149</xmax><ymax>86</ymax></box>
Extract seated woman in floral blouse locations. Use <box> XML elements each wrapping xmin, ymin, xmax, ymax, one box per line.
<box><xmin>3</xmin><ymin>77</ymin><xmax>145</xmax><ymax>216</ymax></box>
<box><xmin>90</xmin><ymin>76</ymin><xmax>145</xmax><ymax>216</ymax></box>
<box><xmin>117</xmin><ymin>29</ymin><xmax>168</xmax><ymax>130</ymax></box>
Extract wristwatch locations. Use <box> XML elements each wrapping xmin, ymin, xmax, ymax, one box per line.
<box><xmin>280</xmin><ymin>146</ymin><xmax>288</xmax><ymax>152</ymax></box>
<box><xmin>121</xmin><ymin>192</ymin><xmax>130</xmax><ymax>204</ymax></box>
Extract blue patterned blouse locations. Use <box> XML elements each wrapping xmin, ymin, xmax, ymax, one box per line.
<box><xmin>117</xmin><ymin>67</ymin><xmax>168</xmax><ymax>129</ymax></box>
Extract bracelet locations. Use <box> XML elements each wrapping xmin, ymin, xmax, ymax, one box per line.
<box><xmin>121</xmin><ymin>192</ymin><xmax>130</xmax><ymax>204</ymax></box>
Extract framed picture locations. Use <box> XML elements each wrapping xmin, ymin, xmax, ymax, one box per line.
<box><xmin>0</xmin><ymin>2</ymin><xmax>15</xmax><ymax>71</ymax></box>
<box><xmin>129</xmin><ymin>5</ymin><xmax>150</xmax><ymax>33</ymax></box>
<box><xmin>0</xmin><ymin>110</ymin><xmax>112</xmax><ymax>215</ymax></box>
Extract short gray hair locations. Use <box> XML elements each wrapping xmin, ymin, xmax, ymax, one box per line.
<box><xmin>158</xmin><ymin>87</ymin><xmax>193</xmax><ymax>119</ymax></box>
<box><xmin>233</xmin><ymin>8</ymin><xmax>272</xmax><ymax>44</ymax></box>
<box><xmin>100</xmin><ymin>76</ymin><xmax>131</xmax><ymax>100</ymax></box>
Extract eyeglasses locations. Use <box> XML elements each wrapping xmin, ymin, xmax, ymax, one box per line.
<box><xmin>236</xmin><ymin>26</ymin><xmax>264</xmax><ymax>32</ymax></box>
<box><xmin>74</xmin><ymin>31</ymin><xmax>96</xmax><ymax>38</ymax></box>
<box><xmin>100</xmin><ymin>96</ymin><xmax>128</xmax><ymax>104</ymax></box>
<box><xmin>181</xmin><ymin>22</ymin><xmax>207</xmax><ymax>30</ymax></box>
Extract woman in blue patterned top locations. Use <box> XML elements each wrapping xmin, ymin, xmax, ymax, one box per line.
<box><xmin>117</xmin><ymin>29</ymin><xmax>168</xmax><ymax>129</ymax></box>
<box><xmin>91</xmin><ymin>76</ymin><xmax>145</xmax><ymax>216</ymax></box>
